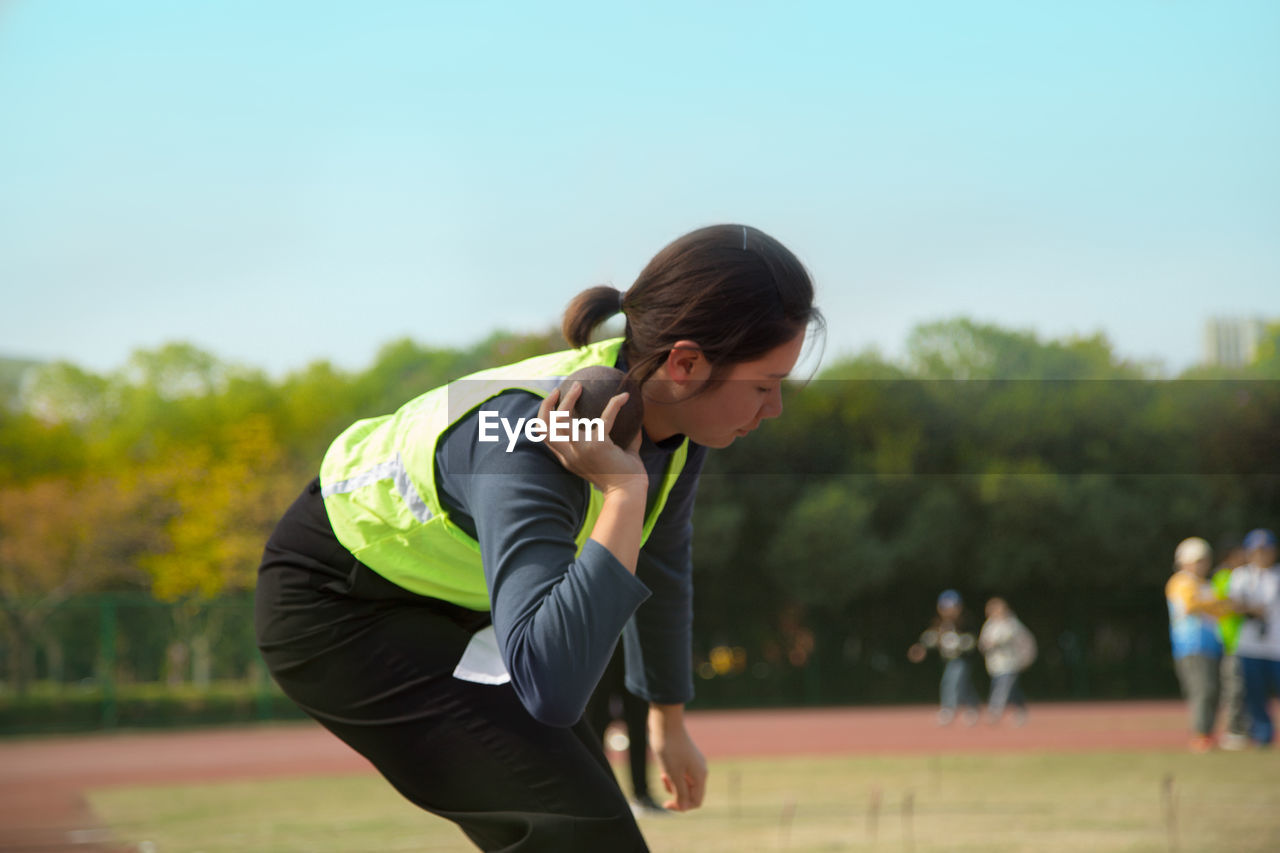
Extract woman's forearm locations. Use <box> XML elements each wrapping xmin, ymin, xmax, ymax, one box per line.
<box><xmin>589</xmin><ymin>483</ymin><xmax>647</xmax><ymax>573</ymax></box>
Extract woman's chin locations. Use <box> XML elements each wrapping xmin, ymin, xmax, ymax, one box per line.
<box><xmin>702</xmin><ymin>432</ymin><xmax>741</xmax><ymax>449</ymax></box>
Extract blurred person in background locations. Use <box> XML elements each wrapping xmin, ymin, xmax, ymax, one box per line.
<box><xmin>1211</xmin><ymin>539</ymin><xmax>1249</xmax><ymax>750</ymax></box>
<box><xmin>908</xmin><ymin>589</ymin><xmax>980</xmax><ymax>726</ymax></box>
<box><xmin>587</xmin><ymin>646</ymin><xmax>667</xmax><ymax>818</ymax></box>
<box><xmin>1165</xmin><ymin>537</ymin><xmax>1229</xmax><ymax>752</ymax></box>
<box><xmin>977</xmin><ymin>597</ymin><xmax>1036</xmax><ymax>726</ymax></box>
<box><xmin>1228</xmin><ymin>528</ymin><xmax>1280</xmax><ymax>748</ymax></box>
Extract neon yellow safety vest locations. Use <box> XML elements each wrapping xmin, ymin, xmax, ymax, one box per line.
<box><xmin>319</xmin><ymin>338</ymin><xmax>689</xmax><ymax>611</ymax></box>
<box><xmin>1212</xmin><ymin>568</ymin><xmax>1243</xmax><ymax>655</ymax></box>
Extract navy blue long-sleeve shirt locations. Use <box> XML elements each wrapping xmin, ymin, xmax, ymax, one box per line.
<box><xmin>436</xmin><ymin>390</ymin><xmax>706</xmax><ymax>727</ymax></box>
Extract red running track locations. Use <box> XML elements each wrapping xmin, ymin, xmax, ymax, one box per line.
<box><xmin>0</xmin><ymin>700</ymin><xmax>1199</xmax><ymax>852</ymax></box>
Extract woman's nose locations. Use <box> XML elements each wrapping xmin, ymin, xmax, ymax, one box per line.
<box><xmin>762</xmin><ymin>387</ymin><xmax>784</xmax><ymax>419</ymax></box>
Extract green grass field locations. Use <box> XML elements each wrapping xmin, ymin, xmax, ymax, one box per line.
<box><xmin>88</xmin><ymin>750</ymin><xmax>1279</xmax><ymax>852</ymax></box>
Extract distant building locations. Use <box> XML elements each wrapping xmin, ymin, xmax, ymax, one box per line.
<box><xmin>1203</xmin><ymin>317</ymin><xmax>1267</xmax><ymax>368</ymax></box>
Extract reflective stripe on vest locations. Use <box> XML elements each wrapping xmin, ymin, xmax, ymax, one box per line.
<box><xmin>321</xmin><ymin>454</ymin><xmax>432</xmax><ymax>522</ymax></box>
<box><xmin>319</xmin><ymin>338</ymin><xmax>689</xmax><ymax>611</ymax></box>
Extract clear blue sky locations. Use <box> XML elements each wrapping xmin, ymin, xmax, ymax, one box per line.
<box><xmin>2</xmin><ymin>0</ymin><xmax>1277</xmax><ymax>377</ymax></box>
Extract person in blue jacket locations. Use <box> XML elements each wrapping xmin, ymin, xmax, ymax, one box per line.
<box><xmin>254</xmin><ymin>224</ymin><xmax>822</xmax><ymax>852</ymax></box>
<box><xmin>907</xmin><ymin>589</ymin><xmax>981</xmax><ymax>725</ymax></box>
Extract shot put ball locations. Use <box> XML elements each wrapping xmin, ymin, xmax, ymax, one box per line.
<box><xmin>555</xmin><ymin>366</ymin><xmax>645</xmax><ymax>447</ymax></box>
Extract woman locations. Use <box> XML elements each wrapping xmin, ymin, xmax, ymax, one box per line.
<box><xmin>255</xmin><ymin>224</ymin><xmax>822</xmax><ymax>851</ymax></box>
<box><xmin>1165</xmin><ymin>536</ymin><xmax>1229</xmax><ymax>751</ymax></box>
<box><xmin>977</xmin><ymin>597</ymin><xmax>1035</xmax><ymax>726</ymax></box>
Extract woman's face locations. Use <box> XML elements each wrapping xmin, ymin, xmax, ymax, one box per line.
<box><xmin>1188</xmin><ymin>556</ymin><xmax>1213</xmax><ymax>578</ymax></box>
<box><xmin>662</xmin><ymin>332</ymin><xmax>806</xmax><ymax>449</ymax></box>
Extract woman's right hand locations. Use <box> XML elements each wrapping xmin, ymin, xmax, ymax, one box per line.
<box><xmin>536</xmin><ymin>384</ymin><xmax>647</xmax><ymax>497</ymax></box>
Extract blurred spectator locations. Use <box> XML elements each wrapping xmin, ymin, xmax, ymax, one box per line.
<box><xmin>978</xmin><ymin>597</ymin><xmax>1037</xmax><ymax>726</ymax></box>
<box><xmin>908</xmin><ymin>590</ymin><xmax>980</xmax><ymax>725</ymax></box>
<box><xmin>1165</xmin><ymin>537</ymin><xmax>1229</xmax><ymax>752</ymax></box>
<box><xmin>1211</xmin><ymin>540</ymin><xmax>1250</xmax><ymax>750</ymax></box>
<box><xmin>1228</xmin><ymin>528</ymin><xmax>1280</xmax><ymax>748</ymax></box>
<box><xmin>586</xmin><ymin>646</ymin><xmax>667</xmax><ymax>817</ymax></box>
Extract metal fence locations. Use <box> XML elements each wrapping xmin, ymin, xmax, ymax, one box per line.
<box><xmin>1</xmin><ymin>591</ymin><xmax>1182</xmax><ymax>735</ymax></box>
<box><xmin>0</xmin><ymin>593</ymin><xmax>300</xmax><ymax>734</ymax></box>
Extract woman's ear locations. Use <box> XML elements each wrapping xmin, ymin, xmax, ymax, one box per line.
<box><xmin>664</xmin><ymin>341</ymin><xmax>708</xmax><ymax>384</ymax></box>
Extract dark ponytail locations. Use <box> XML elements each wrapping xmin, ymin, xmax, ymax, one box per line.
<box><xmin>562</xmin><ymin>285</ymin><xmax>626</xmax><ymax>349</ymax></box>
<box><xmin>561</xmin><ymin>224</ymin><xmax>822</xmax><ymax>385</ymax></box>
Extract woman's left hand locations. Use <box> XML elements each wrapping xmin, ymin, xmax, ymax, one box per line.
<box><xmin>648</xmin><ymin>703</ymin><xmax>708</xmax><ymax>811</ymax></box>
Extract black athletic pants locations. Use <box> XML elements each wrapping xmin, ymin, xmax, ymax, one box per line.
<box><xmin>254</xmin><ymin>479</ymin><xmax>648</xmax><ymax>852</ymax></box>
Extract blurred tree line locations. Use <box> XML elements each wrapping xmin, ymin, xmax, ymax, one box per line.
<box><xmin>1</xmin><ymin>319</ymin><xmax>1277</xmax><ymax>708</ymax></box>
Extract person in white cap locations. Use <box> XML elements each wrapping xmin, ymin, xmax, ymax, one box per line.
<box><xmin>1165</xmin><ymin>537</ymin><xmax>1231</xmax><ymax>752</ymax></box>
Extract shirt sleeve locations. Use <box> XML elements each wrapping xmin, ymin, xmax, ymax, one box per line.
<box><xmin>436</xmin><ymin>391</ymin><xmax>651</xmax><ymax>727</ymax></box>
<box><xmin>621</xmin><ymin>443</ymin><xmax>707</xmax><ymax>706</ymax></box>
<box><xmin>1166</xmin><ymin>573</ymin><xmax>1197</xmax><ymax>612</ymax></box>
<box><xmin>978</xmin><ymin>620</ymin><xmax>1006</xmax><ymax>652</ymax></box>
<box><xmin>1228</xmin><ymin>570</ymin><xmax>1250</xmax><ymax>604</ymax></box>
<box><xmin>1262</xmin><ymin>570</ymin><xmax>1280</xmax><ymax>614</ymax></box>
